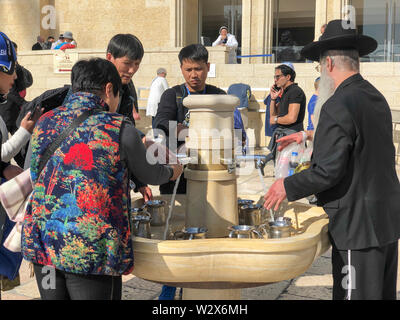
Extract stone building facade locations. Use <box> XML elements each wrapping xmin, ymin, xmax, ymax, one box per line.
<box><xmin>1</xmin><ymin>0</ymin><xmax>399</xmax><ymax>149</ymax></box>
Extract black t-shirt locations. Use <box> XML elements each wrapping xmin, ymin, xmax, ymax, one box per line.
<box><xmin>154</xmin><ymin>83</ymin><xmax>226</xmax><ymax>137</ymax></box>
<box><xmin>278</xmin><ymin>83</ymin><xmax>306</xmax><ymax>132</ymax></box>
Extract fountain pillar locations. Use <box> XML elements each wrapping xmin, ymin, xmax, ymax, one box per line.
<box><xmin>183</xmin><ymin>95</ymin><xmax>240</xmax><ymax>238</ymax></box>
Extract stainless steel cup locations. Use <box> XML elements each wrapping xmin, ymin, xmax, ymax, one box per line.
<box><xmin>173</xmin><ymin>227</ymin><xmax>208</xmax><ymax>240</ymax></box>
<box><xmin>238</xmin><ymin>199</ymin><xmax>254</xmax><ymax>225</ymax></box>
<box><xmin>131</xmin><ymin>212</ymin><xmax>152</xmax><ymax>239</ymax></box>
<box><xmin>146</xmin><ymin>200</ymin><xmax>167</xmax><ymax>226</ymax></box>
<box><xmin>240</xmin><ymin>204</ymin><xmax>263</xmax><ymax>226</ymax></box>
<box><xmin>228</xmin><ymin>225</ymin><xmax>263</xmax><ymax>239</ymax></box>
<box><xmin>268</xmin><ymin>217</ymin><xmax>292</xmax><ymax>238</ymax></box>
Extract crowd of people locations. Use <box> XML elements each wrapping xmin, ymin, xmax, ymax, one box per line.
<box><xmin>0</xmin><ymin>18</ymin><xmax>399</xmax><ymax>301</ymax></box>
<box><xmin>32</xmin><ymin>31</ymin><xmax>77</xmax><ymax>51</ymax></box>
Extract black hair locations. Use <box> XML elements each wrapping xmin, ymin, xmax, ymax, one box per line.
<box><xmin>178</xmin><ymin>44</ymin><xmax>209</xmax><ymax>65</ymax></box>
<box><xmin>275</xmin><ymin>64</ymin><xmax>296</xmax><ymax>82</ymax></box>
<box><xmin>47</xmin><ymin>36</ymin><xmax>55</xmax><ymax>41</ymax></box>
<box><xmin>71</xmin><ymin>58</ymin><xmax>122</xmax><ymax>96</ymax></box>
<box><xmin>11</xmin><ymin>41</ymin><xmax>17</xmax><ymax>50</ymax></box>
<box><xmin>107</xmin><ymin>34</ymin><xmax>144</xmax><ymax>61</ymax></box>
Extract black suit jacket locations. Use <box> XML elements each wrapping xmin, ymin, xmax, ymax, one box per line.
<box><xmin>284</xmin><ymin>73</ymin><xmax>400</xmax><ymax>250</ymax></box>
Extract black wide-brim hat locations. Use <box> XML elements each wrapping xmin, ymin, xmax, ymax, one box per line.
<box><xmin>301</xmin><ymin>19</ymin><xmax>378</xmax><ymax>62</ymax></box>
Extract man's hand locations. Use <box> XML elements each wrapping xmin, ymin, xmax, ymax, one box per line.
<box><xmin>276</xmin><ymin>132</ymin><xmax>304</xmax><ymax>151</ymax></box>
<box><xmin>132</xmin><ymin>108</ymin><xmax>141</xmax><ymax>121</ymax></box>
<box><xmin>139</xmin><ymin>186</ymin><xmax>153</xmax><ymax>202</ymax></box>
<box><xmin>264</xmin><ymin>178</ymin><xmax>287</xmax><ymax>211</ymax></box>
<box><xmin>169</xmin><ymin>163</ymin><xmax>183</xmax><ymax>181</ymax></box>
<box><xmin>20</xmin><ymin>108</ymin><xmax>43</xmax><ymax>133</ymax></box>
<box><xmin>3</xmin><ymin>165</ymin><xmax>24</xmax><ymax>180</ymax></box>
<box><xmin>270</xmin><ymin>85</ymin><xmax>282</xmax><ymax>100</ymax></box>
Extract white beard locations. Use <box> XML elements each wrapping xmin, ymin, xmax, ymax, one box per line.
<box><xmin>312</xmin><ymin>69</ymin><xmax>336</xmax><ymax>131</ymax></box>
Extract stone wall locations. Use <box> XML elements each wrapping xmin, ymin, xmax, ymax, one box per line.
<box><xmin>17</xmin><ymin>49</ymin><xmax>400</xmax><ymax>149</ymax></box>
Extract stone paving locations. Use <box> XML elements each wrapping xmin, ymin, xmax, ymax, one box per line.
<box><xmin>2</xmin><ymin>160</ymin><xmax>400</xmax><ymax>300</ymax></box>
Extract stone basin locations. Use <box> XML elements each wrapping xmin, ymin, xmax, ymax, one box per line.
<box><xmin>131</xmin><ymin>194</ymin><xmax>330</xmax><ymax>289</ymax></box>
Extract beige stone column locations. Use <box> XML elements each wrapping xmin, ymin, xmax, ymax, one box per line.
<box><xmin>0</xmin><ymin>0</ymin><xmax>41</xmax><ymax>51</ymax></box>
<box><xmin>241</xmin><ymin>0</ymin><xmax>274</xmax><ymax>64</ymax></box>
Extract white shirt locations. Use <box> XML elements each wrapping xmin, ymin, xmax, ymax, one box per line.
<box><xmin>146</xmin><ymin>76</ymin><xmax>169</xmax><ymax>117</ymax></box>
<box><xmin>0</xmin><ymin>116</ymin><xmax>31</xmax><ymax>162</ymax></box>
<box><xmin>212</xmin><ymin>33</ymin><xmax>239</xmax><ymax>64</ymax></box>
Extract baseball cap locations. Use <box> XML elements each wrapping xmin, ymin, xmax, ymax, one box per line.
<box><xmin>0</xmin><ymin>32</ymin><xmax>17</xmax><ymax>75</ymax></box>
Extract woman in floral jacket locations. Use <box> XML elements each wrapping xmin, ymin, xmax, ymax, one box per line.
<box><xmin>21</xmin><ymin>58</ymin><xmax>182</xmax><ymax>300</ymax></box>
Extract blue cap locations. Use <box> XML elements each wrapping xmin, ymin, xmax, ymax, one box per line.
<box><xmin>0</xmin><ymin>32</ymin><xmax>17</xmax><ymax>75</ymax></box>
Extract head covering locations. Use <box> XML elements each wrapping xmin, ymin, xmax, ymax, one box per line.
<box><xmin>63</xmin><ymin>31</ymin><xmax>74</xmax><ymax>40</ymax></box>
<box><xmin>157</xmin><ymin>67</ymin><xmax>167</xmax><ymax>75</ymax></box>
<box><xmin>281</xmin><ymin>62</ymin><xmax>295</xmax><ymax>71</ymax></box>
<box><xmin>219</xmin><ymin>26</ymin><xmax>228</xmax><ymax>34</ymax></box>
<box><xmin>301</xmin><ymin>19</ymin><xmax>377</xmax><ymax>62</ymax></box>
<box><xmin>0</xmin><ymin>32</ymin><xmax>17</xmax><ymax>75</ymax></box>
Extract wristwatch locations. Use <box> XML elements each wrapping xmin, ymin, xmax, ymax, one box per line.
<box><xmin>274</xmin><ymin>116</ymin><xmax>279</xmax><ymax>124</ymax></box>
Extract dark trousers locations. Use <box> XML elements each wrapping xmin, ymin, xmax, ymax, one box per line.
<box><xmin>33</xmin><ymin>263</ymin><xmax>122</xmax><ymax>300</ymax></box>
<box><xmin>330</xmin><ymin>235</ymin><xmax>398</xmax><ymax>300</ymax></box>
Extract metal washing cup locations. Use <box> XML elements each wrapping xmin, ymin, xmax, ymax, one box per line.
<box><xmin>238</xmin><ymin>199</ymin><xmax>254</xmax><ymax>224</ymax></box>
<box><xmin>146</xmin><ymin>200</ymin><xmax>167</xmax><ymax>226</ymax></box>
<box><xmin>131</xmin><ymin>212</ymin><xmax>152</xmax><ymax>239</ymax></box>
<box><xmin>240</xmin><ymin>204</ymin><xmax>263</xmax><ymax>226</ymax></box>
<box><xmin>268</xmin><ymin>217</ymin><xmax>292</xmax><ymax>239</ymax></box>
<box><xmin>228</xmin><ymin>225</ymin><xmax>263</xmax><ymax>239</ymax></box>
<box><xmin>173</xmin><ymin>227</ymin><xmax>208</xmax><ymax>240</ymax></box>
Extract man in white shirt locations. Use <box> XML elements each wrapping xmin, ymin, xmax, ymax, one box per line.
<box><xmin>146</xmin><ymin>67</ymin><xmax>169</xmax><ymax>128</ymax></box>
<box><xmin>212</xmin><ymin>26</ymin><xmax>239</xmax><ymax>64</ymax></box>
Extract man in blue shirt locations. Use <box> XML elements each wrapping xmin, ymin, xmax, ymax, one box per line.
<box><xmin>306</xmin><ymin>77</ymin><xmax>320</xmax><ymax>131</ymax></box>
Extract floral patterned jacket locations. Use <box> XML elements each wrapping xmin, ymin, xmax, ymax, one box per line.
<box><xmin>22</xmin><ymin>92</ymin><xmax>133</xmax><ymax>276</ymax></box>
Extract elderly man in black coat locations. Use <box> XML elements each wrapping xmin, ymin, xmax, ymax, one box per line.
<box><xmin>264</xmin><ymin>20</ymin><xmax>400</xmax><ymax>300</ymax></box>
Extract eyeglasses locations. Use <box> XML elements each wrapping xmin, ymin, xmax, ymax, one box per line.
<box><xmin>274</xmin><ymin>74</ymin><xmax>284</xmax><ymax>80</ymax></box>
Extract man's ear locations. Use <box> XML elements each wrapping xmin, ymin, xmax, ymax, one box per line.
<box><xmin>106</xmin><ymin>53</ymin><xmax>113</xmax><ymax>62</ymax></box>
<box><xmin>207</xmin><ymin>62</ymin><xmax>210</xmax><ymax>72</ymax></box>
<box><xmin>105</xmin><ymin>82</ymin><xmax>113</xmax><ymax>98</ymax></box>
<box><xmin>326</xmin><ymin>56</ymin><xmax>334</xmax><ymax>72</ymax></box>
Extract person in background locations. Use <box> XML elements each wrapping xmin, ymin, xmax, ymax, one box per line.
<box><xmin>146</xmin><ymin>67</ymin><xmax>169</xmax><ymax>128</ymax></box>
<box><xmin>21</xmin><ymin>58</ymin><xmax>182</xmax><ymax>300</ymax></box>
<box><xmin>212</xmin><ymin>26</ymin><xmax>238</xmax><ymax>64</ymax></box>
<box><xmin>319</xmin><ymin>24</ymin><xmax>328</xmax><ymax>40</ymax></box>
<box><xmin>264</xmin><ymin>19</ymin><xmax>400</xmax><ymax>300</ymax></box>
<box><xmin>43</xmin><ymin>36</ymin><xmax>55</xmax><ymax>50</ymax></box>
<box><xmin>54</xmin><ymin>31</ymin><xmax>76</xmax><ymax>50</ymax></box>
<box><xmin>31</xmin><ymin>36</ymin><xmax>44</xmax><ymax>51</ymax></box>
<box><xmin>51</xmin><ymin>34</ymin><xmax>64</xmax><ymax>50</ymax></box>
<box><xmin>267</xmin><ymin>62</ymin><xmax>306</xmax><ymax>163</ymax></box>
<box><xmin>306</xmin><ymin>76</ymin><xmax>320</xmax><ymax>132</ymax></box>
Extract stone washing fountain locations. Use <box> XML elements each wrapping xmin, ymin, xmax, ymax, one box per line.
<box><xmin>131</xmin><ymin>95</ymin><xmax>330</xmax><ymax>300</ymax></box>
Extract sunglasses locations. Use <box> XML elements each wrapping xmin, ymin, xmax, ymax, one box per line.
<box><xmin>274</xmin><ymin>74</ymin><xmax>284</xmax><ymax>80</ymax></box>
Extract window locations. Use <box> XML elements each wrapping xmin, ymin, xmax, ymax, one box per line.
<box><xmin>272</xmin><ymin>0</ymin><xmax>316</xmax><ymax>63</ymax></box>
<box><xmin>352</xmin><ymin>0</ymin><xmax>400</xmax><ymax>62</ymax></box>
<box><xmin>199</xmin><ymin>0</ymin><xmax>242</xmax><ymax>61</ymax></box>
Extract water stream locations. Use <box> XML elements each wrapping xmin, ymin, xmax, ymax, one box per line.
<box><xmin>257</xmin><ymin>167</ymin><xmax>275</xmax><ymax>222</ymax></box>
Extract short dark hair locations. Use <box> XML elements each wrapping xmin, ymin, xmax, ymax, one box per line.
<box><xmin>275</xmin><ymin>64</ymin><xmax>296</xmax><ymax>82</ymax></box>
<box><xmin>11</xmin><ymin>41</ymin><xmax>17</xmax><ymax>50</ymax></box>
<box><xmin>47</xmin><ymin>36</ymin><xmax>55</xmax><ymax>41</ymax></box>
<box><xmin>107</xmin><ymin>34</ymin><xmax>144</xmax><ymax>61</ymax></box>
<box><xmin>178</xmin><ymin>44</ymin><xmax>209</xmax><ymax>65</ymax></box>
<box><xmin>71</xmin><ymin>58</ymin><xmax>122</xmax><ymax>96</ymax></box>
